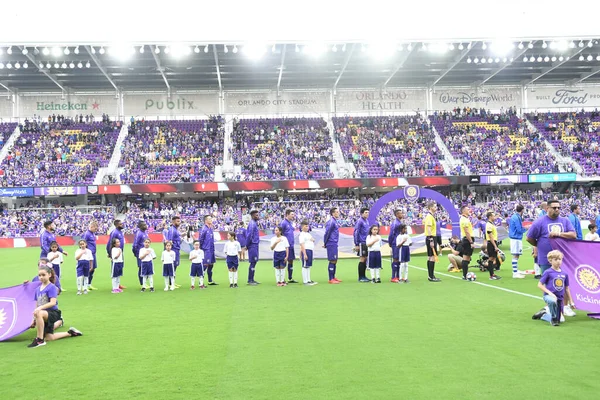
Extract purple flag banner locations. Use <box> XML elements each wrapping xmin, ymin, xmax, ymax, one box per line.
<box><xmin>551</xmin><ymin>238</ymin><xmax>600</xmax><ymax>315</ymax></box>
<box><xmin>0</xmin><ymin>282</ymin><xmax>41</xmax><ymax>342</ymax></box>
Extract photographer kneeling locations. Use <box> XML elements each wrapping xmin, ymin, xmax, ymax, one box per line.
<box><xmin>445</xmin><ymin>236</ymin><xmax>463</xmax><ymax>272</ymax></box>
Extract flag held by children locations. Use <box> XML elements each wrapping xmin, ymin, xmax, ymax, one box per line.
<box><xmin>0</xmin><ymin>282</ymin><xmax>41</xmax><ymax>341</ymax></box>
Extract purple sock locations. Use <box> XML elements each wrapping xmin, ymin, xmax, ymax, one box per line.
<box><xmin>328</xmin><ymin>263</ymin><xmax>335</xmax><ymax>280</ymax></box>
<box><xmin>287</xmin><ymin>263</ymin><xmax>294</xmax><ymax>280</ymax></box>
<box><xmin>207</xmin><ymin>265</ymin><xmax>213</xmax><ymax>282</ymax></box>
<box><xmin>248</xmin><ymin>263</ymin><xmax>256</xmax><ymax>282</ymax></box>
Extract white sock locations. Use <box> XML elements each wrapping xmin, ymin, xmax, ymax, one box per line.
<box><xmin>369</xmin><ymin>269</ymin><xmax>375</xmax><ymax>280</ymax></box>
<box><xmin>229</xmin><ymin>271</ymin><xmax>234</xmax><ymax>284</ymax></box>
<box><xmin>275</xmin><ymin>269</ymin><xmax>280</xmax><ymax>282</ymax></box>
<box><xmin>534</xmin><ymin>263</ymin><xmax>541</xmax><ymax>275</ymax></box>
<box><xmin>191</xmin><ymin>277</ymin><xmax>195</xmax><ymax>286</ymax></box>
<box><xmin>233</xmin><ymin>271</ymin><xmax>238</xmax><ymax>284</ymax></box>
<box><xmin>307</xmin><ymin>268</ymin><xmax>312</xmax><ymax>282</ymax></box>
<box><xmin>84</xmin><ymin>277</ymin><xmax>89</xmax><ymax>290</ymax></box>
<box><xmin>199</xmin><ymin>276</ymin><xmax>204</xmax><ymax>287</ymax></box>
<box><xmin>142</xmin><ymin>276</ymin><xmax>147</xmax><ymax>288</ymax></box>
<box><xmin>375</xmin><ymin>269</ymin><xmax>380</xmax><ymax>279</ymax></box>
<box><xmin>77</xmin><ymin>276</ymin><xmax>83</xmax><ymax>291</ymax></box>
<box><xmin>112</xmin><ymin>277</ymin><xmax>119</xmax><ymax>290</ymax></box>
<box><xmin>148</xmin><ymin>276</ymin><xmax>154</xmax><ymax>288</ymax></box>
<box><xmin>172</xmin><ymin>275</ymin><xmax>176</xmax><ymax>286</ymax></box>
<box><xmin>164</xmin><ymin>277</ymin><xmax>170</xmax><ymax>289</ymax></box>
<box><xmin>301</xmin><ymin>268</ymin><xmax>308</xmax><ymax>283</ymax></box>
<box><xmin>403</xmin><ymin>263</ymin><xmax>409</xmax><ymax>279</ymax></box>
<box><xmin>279</xmin><ymin>269</ymin><xmax>285</xmax><ymax>282</ymax></box>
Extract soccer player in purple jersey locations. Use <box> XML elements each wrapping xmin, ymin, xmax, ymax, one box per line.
<box><xmin>246</xmin><ymin>210</ymin><xmax>261</xmax><ymax>285</ymax></box>
<box><xmin>199</xmin><ymin>215</ymin><xmax>217</xmax><ymax>285</ymax></box>
<box><xmin>40</xmin><ymin>221</ymin><xmax>68</xmax><ymax>259</ymax></box>
<box><xmin>353</xmin><ymin>208</ymin><xmax>370</xmax><ymax>282</ymax></box>
<box><xmin>280</xmin><ymin>209</ymin><xmax>299</xmax><ymax>283</ymax></box>
<box><xmin>82</xmin><ymin>221</ymin><xmax>98</xmax><ymax>290</ymax></box>
<box><xmin>323</xmin><ymin>207</ymin><xmax>341</xmax><ymax>284</ymax></box>
<box><xmin>388</xmin><ymin>209</ymin><xmax>404</xmax><ymax>283</ymax></box>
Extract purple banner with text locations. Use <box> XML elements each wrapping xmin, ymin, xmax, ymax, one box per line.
<box><xmin>0</xmin><ymin>282</ymin><xmax>41</xmax><ymax>341</ymax></box>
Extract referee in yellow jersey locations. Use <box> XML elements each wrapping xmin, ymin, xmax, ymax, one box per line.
<box><xmin>423</xmin><ymin>202</ymin><xmax>441</xmax><ymax>282</ymax></box>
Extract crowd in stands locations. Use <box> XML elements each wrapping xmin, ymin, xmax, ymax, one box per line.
<box><xmin>334</xmin><ymin>114</ymin><xmax>444</xmax><ymax>178</ymax></box>
<box><xmin>431</xmin><ymin>111</ymin><xmax>560</xmax><ymax>175</ymax></box>
<box><xmin>0</xmin><ymin>119</ymin><xmax>121</xmax><ymax>187</ymax></box>
<box><xmin>0</xmin><ymin>122</ymin><xmax>18</xmax><ymax>147</ymax></box>
<box><xmin>229</xmin><ymin>117</ymin><xmax>334</xmax><ymax>181</ymax></box>
<box><xmin>527</xmin><ymin>111</ymin><xmax>600</xmax><ymax>176</ymax></box>
<box><xmin>119</xmin><ymin>118</ymin><xmax>224</xmax><ymax>184</ymax></box>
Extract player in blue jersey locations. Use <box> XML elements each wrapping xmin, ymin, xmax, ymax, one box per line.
<box><xmin>246</xmin><ymin>210</ymin><xmax>261</xmax><ymax>285</ymax></box>
<box><xmin>132</xmin><ymin>220</ymin><xmax>149</xmax><ymax>288</ymax></box>
<box><xmin>388</xmin><ymin>209</ymin><xmax>404</xmax><ymax>283</ymax></box>
<box><xmin>166</xmin><ymin>216</ymin><xmax>182</xmax><ymax>288</ymax></box>
<box><xmin>353</xmin><ymin>208</ymin><xmax>370</xmax><ymax>282</ymax></box>
<box><xmin>40</xmin><ymin>221</ymin><xmax>68</xmax><ymax>259</ymax></box>
<box><xmin>323</xmin><ymin>207</ymin><xmax>341</xmax><ymax>284</ymax></box>
<box><xmin>199</xmin><ymin>215</ymin><xmax>217</xmax><ymax>285</ymax></box>
<box><xmin>106</xmin><ymin>219</ymin><xmax>125</xmax><ymax>286</ymax></box>
<box><xmin>81</xmin><ymin>221</ymin><xmax>98</xmax><ymax>290</ymax></box>
<box><xmin>280</xmin><ymin>209</ymin><xmax>298</xmax><ymax>283</ymax></box>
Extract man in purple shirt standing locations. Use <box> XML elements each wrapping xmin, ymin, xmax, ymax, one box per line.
<box><xmin>323</xmin><ymin>207</ymin><xmax>341</xmax><ymax>284</ymax></box>
<box><xmin>526</xmin><ymin>199</ymin><xmax>576</xmax><ymax>274</ymax></box>
<box><xmin>199</xmin><ymin>215</ymin><xmax>217</xmax><ymax>285</ymax></box>
<box><xmin>106</xmin><ymin>219</ymin><xmax>125</xmax><ymax>288</ymax></box>
<box><xmin>280</xmin><ymin>209</ymin><xmax>299</xmax><ymax>283</ymax></box>
<box><xmin>166</xmin><ymin>216</ymin><xmax>182</xmax><ymax>288</ymax></box>
<box><xmin>132</xmin><ymin>220</ymin><xmax>149</xmax><ymax>287</ymax></box>
<box><xmin>40</xmin><ymin>221</ymin><xmax>68</xmax><ymax>259</ymax></box>
<box><xmin>81</xmin><ymin>221</ymin><xmax>98</xmax><ymax>290</ymax></box>
<box><xmin>246</xmin><ymin>210</ymin><xmax>260</xmax><ymax>285</ymax></box>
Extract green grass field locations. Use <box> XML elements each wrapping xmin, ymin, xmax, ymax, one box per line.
<box><xmin>1</xmin><ymin>241</ymin><xmax>599</xmax><ymax>400</ymax></box>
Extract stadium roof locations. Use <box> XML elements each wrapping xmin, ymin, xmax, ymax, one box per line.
<box><xmin>1</xmin><ymin>1</ymin><xmax>600</xmax><ymax>93</ymax></box>
<box><xmin>1</xmin><ymin>40</ymin><xmax>600</xmax><ymax>93</ymax></box>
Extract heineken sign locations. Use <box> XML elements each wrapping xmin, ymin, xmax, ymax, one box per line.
<box><xmin>36</xmin><ymin>101</ymin><xmax>99</xmax><ymax>111</ymax></box>
<box><xmin>20</xmin><ymin>96</ymin><xmax>117</xmax><ymax>116</ymax></box>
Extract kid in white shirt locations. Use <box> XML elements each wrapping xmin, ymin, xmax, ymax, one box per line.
<box><xmin>189</xmin><ymin>241</ymin><xmax>205</xmax><ymax>289</ymax></box>
<box><xmin>366</xmin><ymin>225</ymin><xmax>383</xmax><ymax>283</ymax></box>
<box><xmin>139</xmin><ymin>239</ymin><xmax>157</xmax><ymax>292</ymax></box>
<box><xmin>162</xmin><ymin>241</ymin><xmax>176</xmax><ymax>291</ymax></box>
<box><xmin>298</xmin><ymin>221</ymin><xmax>317</xmax><ymax>285</ymax></box>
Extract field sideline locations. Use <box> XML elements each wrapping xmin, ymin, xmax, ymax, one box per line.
<box><xmin>1</xmin><ymin>240</ymin><xmax>599</xmax><ymax>400</ymax></box>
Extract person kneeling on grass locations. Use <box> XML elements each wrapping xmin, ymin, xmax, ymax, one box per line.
<box><xmin>446</xmin><ymin>236</ymin><xmax>463</xmax><ymax>273</ymax></box>
<box><xmin>532</xmin><ymin>250</ymin><xmax>574</xmax><ymax>326</ymax></box>
<box><xmin>28</xmin><ymin>266</ymin><xmax>82</xmax><ymax>348</ymax></box>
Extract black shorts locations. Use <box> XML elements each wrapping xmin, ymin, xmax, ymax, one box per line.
<box><xmin>461</xmin><ymin>238</ymin><xmax>473</xmax><ymax>257</ymax></box>
<box><xmin>436</xmin><ymin>236</ymin><xmax>442</xmax><ymax>246</ymax></box>
<box><xmin>44</xmin><ymin>309</ymin><xmax>62</xmax><ymax>335</ymax></box>
<box><xmin>357</xmin><ymin>243</ymin><xmax>368</xmax><ymax>258</ymax></box>
<box><xmin>487</xmin><ymin>241</ymin><xmax>498</xmax><ymax>258</ymax></box>
<box><xmin>426</xmin><ymin>236</ymin><xmax>437</xmax><ymax>257</ymax></box>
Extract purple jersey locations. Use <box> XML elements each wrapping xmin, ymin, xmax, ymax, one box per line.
<box><xmin>33</xmin><ymin>275</ymin><xmax>61</xmax><ymax>290</ymax></box>
<box><xmin>540</xmin><ymin>268</ymin><xmax>569</xmax><ymax>300</ymax></box>
<box><xmin>280</xmin><ymin>219</ymin><xmax>295</xmax><ymax>246</ymax></box>
<box><xmin>527</xmin><ymin>216</ymin><xmax>575</xmax><ymax>265</ymax></box>
<box><xmin>35</xmin><ymin>283</ymin><xmax>59</xmax><ymax>310</ymax></box>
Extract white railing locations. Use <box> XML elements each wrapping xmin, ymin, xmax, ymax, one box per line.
<box><xmin>94</xmin><ymin>124</ymin><xmax>129</xmax><ymax>184</ymax></box>
<box><xmin>0</xmin><ymin>125</ymin><xmax>20</xmax><ymax>163</ymax></box>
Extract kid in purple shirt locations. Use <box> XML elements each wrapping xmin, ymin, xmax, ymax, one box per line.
<box><xmin>532</xmin><ymin>250</ymin><xmax>573</xmax><ymax>327</ymax></box>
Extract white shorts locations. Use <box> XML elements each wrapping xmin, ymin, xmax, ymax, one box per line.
<box><xmin>510</xmin><ymin>239</ymin><xmax>523</xmax><ymax>255</ymax></box>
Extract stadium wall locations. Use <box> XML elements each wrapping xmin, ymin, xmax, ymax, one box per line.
<box><xmin>4</xmin><ymin>85</ymin><xmax>600</xmax><ymax>120</ymax></box>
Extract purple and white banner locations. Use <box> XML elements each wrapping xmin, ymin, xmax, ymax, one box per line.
<box><xmin>480</xmin><ymin>175</ymin><xmax>528</xmax><ymax>184</ymax></box>
<box><xmin>551</xmin><ymin>239</ymin><xmax>600</xmax><ymax>316</ymax></box>
<box><xmin>0</xmin><ymin>282</ymin><xmax>41</xmax><ymax>342</ymax></box>
<box><xmin>34</xmin><ymin>186</ymin><xmax>88</xmax><ymax>196</ymax></box>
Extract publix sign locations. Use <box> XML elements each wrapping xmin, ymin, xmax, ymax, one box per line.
<box><xmin>145</xmin><ymin>97</ymin><xmax>196</xmax><ymax>110</ymax></box>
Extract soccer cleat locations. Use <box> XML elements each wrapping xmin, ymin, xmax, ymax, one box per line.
<box><xmin>191</xmin><ymin>285</ymin><xmax>195</xmax><ymax>290</ymax></box>
<box><xmin>208</xmin><ymin>282</ymin><xmax>218</xmax><ymax>286</ymax></box>
<box><xmin>247</xmin><ymin>282</ymin><xmax>258</xmax><ymax>286</ymax></box>
<box><xmin>532</xmin><ymin>309</ymin><xmax>546</xmax><ymax>320</ymax></box>
<box><xmin>288</xmin><ymin>280</ymin><xmax>299</xmax><ymax>284</ymax></box>
<box><xmin>199</xmin><ymin>285</ymin><xmax>207</xmax><ymax>289</ymax></box>
<box><xmin>77</xmin><ymin>291</ymin><xmax>82</xmax><ymax>295</ymax></box>
<box><xmin>175</xmin><ymin>284</ymin><xmax>181</xmax><ymax>288</ymax></box>
<box><xmin>328</xmin><ymin>279</ymin><xmax>340</xmax><ymax>284</ymax></box>
<box><xmin>140</xmin><ymin>287</ymin><xmax>146</xmax><ymax>292</ymax></box>
<box><xmin>403</xmin><ymin>279</ymin><xmax>410</xmax><ymax>283</ymax></box>
<box><xmin>534</xmin><ymin>275</ymin><xmax>541</xmax><ymax>279</ymax></box>
<box><xmin>230</xmin><ymin>284</ymin><xmax>234</xmax><ymax>288</ymax></box>
<box><xmin>309</xmin><ymin>281</ymin><xmax>318</xmax><ymax>285</ymax></box>
<box><xmin>83</xmin><ymin>289</ymin><xmax>89</xmax><ymax>295</ymax></box>
<box><xmin>376</xmin><ymin>278</ymin><xmax>382</xmax><ymax>283</ymax></box>
<box><xmin>490</xmin><ymin>275</ymin><xmax>502</xmax><ymax>280</ymax></box>
<box><xmin>88</xmin><ymin>285</ymin><xmax>98</xmax><ymax>291</ymax></box>
<box><xmin>563</xmin><ymin>305</ymin><xmax>577</xmax><ymax>317</ymax></box>
<box><xmin>358</xmin><ymin>277</ymin><xmax>370</xmax><ymax>283</ymax></box>
<box><xmin>277</xmin><ymin>282</ymin><xmax>283</xmax><ymax>287</ymax></box>
<box><xmin>551</xmin><ymin>320</ymin><xmax>560</xmax><ymax>327</ymax></box>
<box><xmin>233</xmin><ymin>283</ymin><xmax>238</xmax><ymax>288</ymax></box>
<box><xmin>150</xmin><ymin>287</ymin><xmax>155</xmax><ymax>292</ymax></box>
<box><xmin>371</xmin><ymin>279</ymin><xmax>376</xmax><ymax>284</ymax></box>
<box><xmin>512</xmin><ymin>273</ymin><xmax>526</xmax><ymax>279</ymax></box>
<box><xmin>428</xmin><ymin>277</ymin><xmax>441</xmax><ymax>282</ymax></box>
<box><xmin>282</xmin><ymin>281</ymin><xmax>288</xmax><ymax>286</ymax></box>
<box><xmin>27</xmin><ymin>338</ymin><xmax>46</xmax><ymax>348</ymax></box>
<box><xmin>164</xmin><ymin>287</ymin><xmax>169</xmax><ymax>291</ymax></box>
<box><xmin>119</xmin><ymin>284</ymin><xmax>127</xmax><ymax>289</ymax></box>
<box><xmin>68</xmin><ymin>327</ymin><xmax>83</xmax><ymax>337</ymax></box>
<box><xmin>390</xmin><ymin>278</ymin><xmax>399</xmax><ymax>283</ymax></box>
<box><xmin>61</xmin><ymin>288</ymin><xmax>68</xmax><ymax>292</ymax></box>
<box><xmin>170</xmin><ymin>286</ymin><xmax>175</xmax><ymax>291</ymax></box>
<box><xmin>112</xmin><ymin>289</ymin><xmax>121</xmax><ymax>294</ymax></box>
<box><xmin>462</xmin><ymin>277</ymin><xmax>468</xmax><ymax>281</ymax></box>
<box><xmin>333</xmin><ymin>278</ymin><xmax>342</xmax><ymax>283</ymax></box>
<box><xmin>449</xmin><ymin>267</ymin><xmax>461</xmax><ymax>273</ymax></box>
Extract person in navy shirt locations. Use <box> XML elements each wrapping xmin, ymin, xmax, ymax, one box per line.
<box><xmin>353</xmin><ymin>208</ymin><xmax>370</xmax><ymax>282</ymax></box>
<box><xmin>132</xmin><ymin>220</ymin><xmax>149</xmax><ymax>287</ymax></box>
<box><xmin>323</xmin><ymin>207</ymin><xmax>341</xmax><ymax>284</ymax></box>
<box><xmin>82</xmin><ymin>221</ymin><xmax>98</xmax><ymax>290</ymax></box>
<box><xmin>199</xmin><ymin>215</ymin><xmax>217</xmax><ymax>285</ymax></box>
<box><xmin>280</xmin><ymin>209</ymin><xmax>298</xmax><ymax>283</ymax></box>
<box><xmin>388</xmin><ymin>209</ymin><xmax>404</xmax><ymax>283</ymax></box>
<box><xmin>527</xmin><ymin>199</ymin><xmax>576</xmax><ymax>274</ymax></box>
<box><xmin>166</xmin><ymin>216</ymin><xmax>182</xmax><ymax>288</ymax></box>
<box><xmin>40</xmin><ymin>221</ymin><xmax>68</xmax><ymax>259</ymax></box>
<box><xmin>246</xmin><ymin>211</ymin><xmax>260</xmax><ymax>285</ymax></box>
<box><xmin>568</xmin><ymin>204</ymin><xmax>583</xmax><ymax>240</ymax></box>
